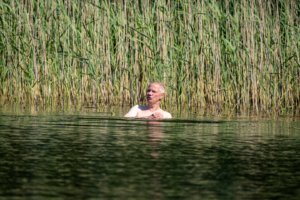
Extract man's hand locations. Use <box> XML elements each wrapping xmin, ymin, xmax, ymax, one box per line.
<box><xmin>147</xmin><ymin>112</ymin><xmax>163</xmax><ymax>120</ymax></box>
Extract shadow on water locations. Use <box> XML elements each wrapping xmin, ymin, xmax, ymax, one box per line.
<box><xmin>0</xmin><ymin>106</ymin><xmax>300</xmax><ymax>199</ymax></box>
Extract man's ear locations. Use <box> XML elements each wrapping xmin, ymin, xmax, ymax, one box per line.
<box><xmin>159</xmin><ymin>93</ymin><xmax>165</xmax><ymax>100</ymax></box>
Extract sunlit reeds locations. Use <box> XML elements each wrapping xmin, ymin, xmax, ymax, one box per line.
<box><xmin>1</xmin><ymin>0</ymin><xmax>299</xmax><ymax>112</ymax></box>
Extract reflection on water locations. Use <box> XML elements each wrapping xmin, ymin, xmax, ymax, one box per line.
<box><xmin>0</xmin><ymin>105</ymin><xmax>300</xmax><ymax>199</ymax></box>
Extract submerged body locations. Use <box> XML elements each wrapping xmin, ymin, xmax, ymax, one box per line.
<box><xmin>124</xmin><ymin>82</ymin><xmax>172</xmax><ymax>119</ymax></box>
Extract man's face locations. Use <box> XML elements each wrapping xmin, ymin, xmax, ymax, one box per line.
<box><xmin>146</xmin><ymin>84</ymin><xmax>164</xmax><ymax>103</ymax></box>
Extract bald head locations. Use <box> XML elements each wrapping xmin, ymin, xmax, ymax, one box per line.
<box><xmin>149</xmin><ymin>82</ymin><xmax>165</xmax><ymax>94</ymax></box>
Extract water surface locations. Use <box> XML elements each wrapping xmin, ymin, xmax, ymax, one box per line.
<box><xmin>0</xmin><ymin>105</ymin><xmax>300</xmax><ymax>199</ymax></box>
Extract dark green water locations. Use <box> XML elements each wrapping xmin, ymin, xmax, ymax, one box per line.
<box><xmin>1</xmin><ymin>105</ymin><xmax>300</xmax><ymax>200</ymax></box>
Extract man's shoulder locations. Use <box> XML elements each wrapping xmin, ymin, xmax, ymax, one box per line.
<box><xmin>131</xmin><ymin>105</ymin><xmax>139</xmax><ymax>109</ymax></box>
<box><xmin>124</xmin><ymin>105</ymin><xmax>143</xmax><ymax>117</ymax></box>
<box><xmin>131</xmin><ymin>105</ymin><xmax>147</xmax><ymax>110</ymax></box>
<box><xmin>162</xmin><ymin>110</ymin><xmax>172</xmax><ymax>118</ymax></box>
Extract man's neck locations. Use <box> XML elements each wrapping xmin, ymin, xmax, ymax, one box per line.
<box><xmin>147</xmin><ymin>103</ymin><xmax>160</xmax><ymax>112</ymax></box>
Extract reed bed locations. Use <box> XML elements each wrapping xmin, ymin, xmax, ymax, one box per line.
<box><xmin>1</xmin><ymin>0</ymin><xmax>299</xmax><ymax>112</ymax></box>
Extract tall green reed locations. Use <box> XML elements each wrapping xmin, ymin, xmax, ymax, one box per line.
<box><xmin>0</xmin><ymin>0</ymin><xmax>299</xmax><ymax>112</ymax></box>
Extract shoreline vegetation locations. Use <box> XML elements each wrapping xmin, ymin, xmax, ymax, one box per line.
<box><xmin>1</xmin><ymin>0</ymin><xmax>299</xmax><ymax>112</ymax></box>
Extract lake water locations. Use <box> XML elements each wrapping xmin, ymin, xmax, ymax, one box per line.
<box><xmin>1</xmin><ymin>104</ymin><xmax>300</xmax><ymax>199</ymax></box>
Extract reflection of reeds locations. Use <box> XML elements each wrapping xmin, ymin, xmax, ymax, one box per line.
<box><xmin>1</xmin><ymin>0</ymin><xmax>299</xmax><ymax>111</ymax></box>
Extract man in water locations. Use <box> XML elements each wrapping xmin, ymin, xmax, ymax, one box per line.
<box><xmin>124</xmin><ymin>82</ymin><xmax>172</xmax><ymax>119</ymax></box>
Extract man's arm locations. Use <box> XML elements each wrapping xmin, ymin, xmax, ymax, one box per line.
<box><xmin>124</xmin><ymin>105</ymin><xmax>139</xmax><ymax>117</ymax></box>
